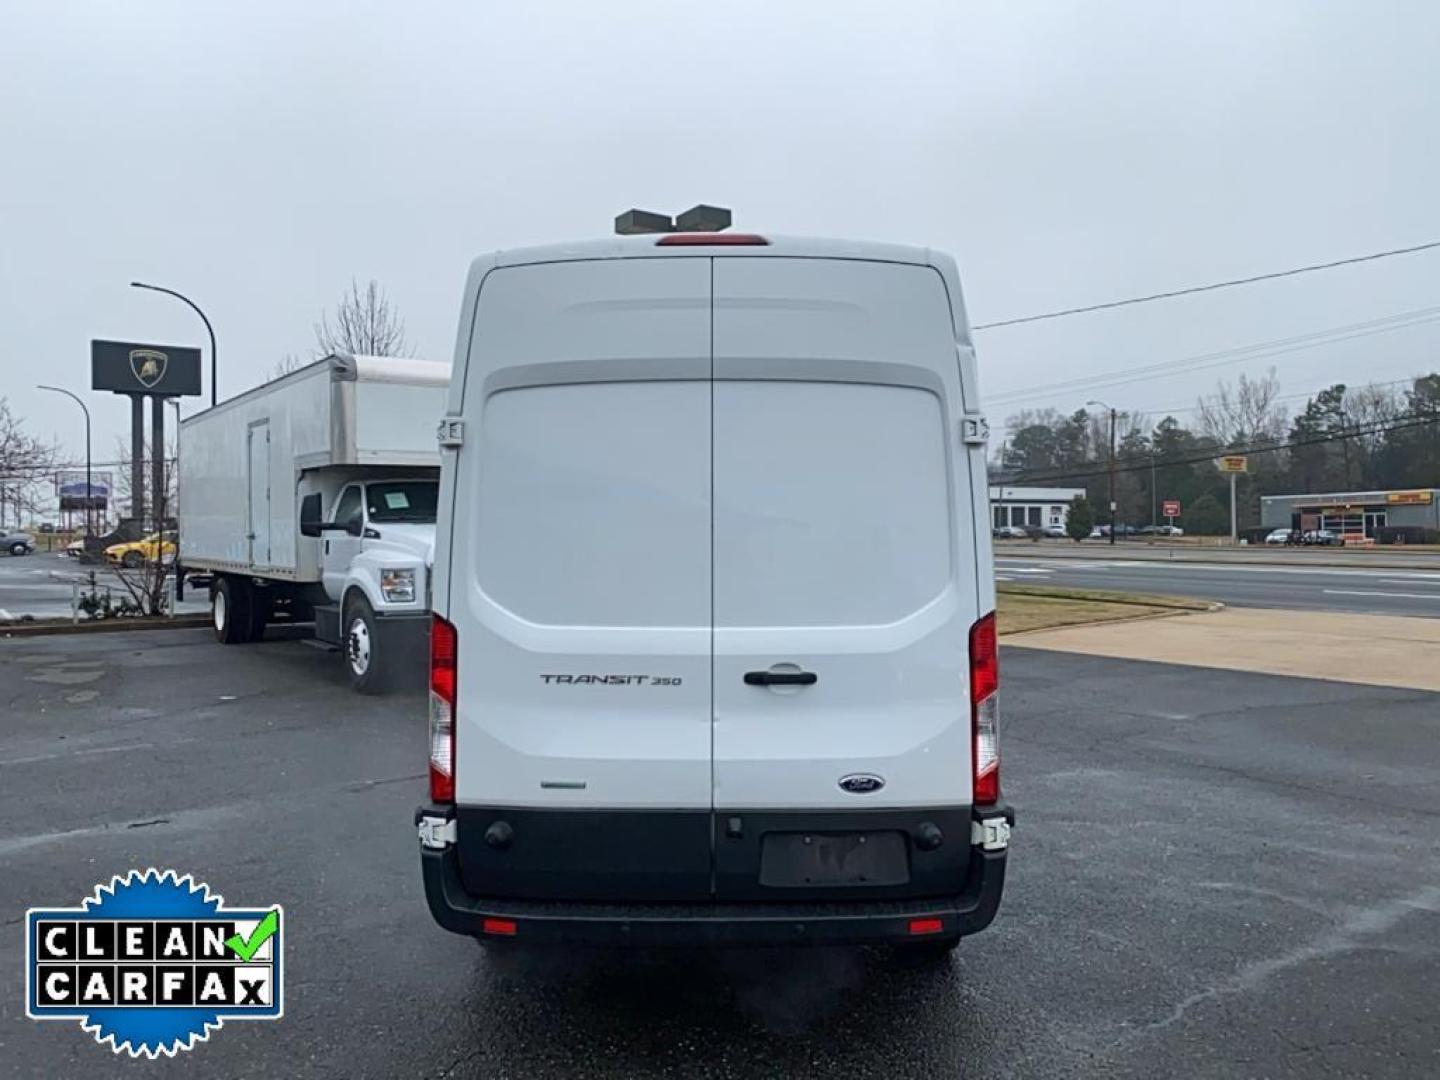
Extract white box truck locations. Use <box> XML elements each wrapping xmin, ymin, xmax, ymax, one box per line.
<box><xmin>178</xmin><ymin>353</ymin><xmax>449</xmax><ymax>691</ymax></box>
<box><xmin>417</xmin><ymin>234</ymin><xmax>1011</xmax><ymax>956</ymax></box>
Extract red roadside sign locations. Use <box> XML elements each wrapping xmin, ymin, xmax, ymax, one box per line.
<box><xmin>1162</xmin><ymin>499</ymin><xmax>1181</xmax><ymax>518</ymax></box>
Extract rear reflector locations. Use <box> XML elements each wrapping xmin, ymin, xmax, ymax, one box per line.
<box><xmin>969</xmin><ymin>611</ymin><xmax>1000</xmax><ymax>805</ymax></box>
<box><xmin>655</xmin><ymin>233</ymin><xmax>769</xmax><ymax>246</ymax></box>
<box><xmin>908</xmin><ymin>918</ymin><xmax>945</xmax><ymax>936</ymax></box>
<box><xmin>481</xmin><ymin>918</ymin><xmax>517</xmax><ymax>937</ymax></box>
<box><xmin>429</xmin><ymin>614</ymin><xmax>457</xmax><ymax>803</ymax></box>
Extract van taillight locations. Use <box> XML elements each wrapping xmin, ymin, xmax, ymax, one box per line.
<box><xmin>969</xmin><ymin>611</ymin><xmax>1000</xmax><ymax>805</ymax></box>
<box><xmin>429</xmin><ymin>614</ymin><xmax>456</xmax><ymax>803</ymax></box>
<box><xmin>655</xmin><ymin>233</ymin><xmax>769</xmax><ymax>246</ymax></box>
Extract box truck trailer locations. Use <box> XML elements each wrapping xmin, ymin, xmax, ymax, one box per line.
<box><xmin>178</xmin><ymin>353</ymin><xmax>449</xmax><ymax>691</ymax></box>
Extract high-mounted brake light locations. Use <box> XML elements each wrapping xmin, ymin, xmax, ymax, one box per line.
<box><xmin>655</xmin><ymin>233</ymin><xmax>769</xmax><ymax>246</ymax></box>
<box><xmin>969</xmin><ymin>611</ymin><xmax>1000</xmax><ymax>805</ymax></box>
<box><xmin>429</xmin><ymin>614</ymin><xmax>456</xmax><ymax>802</ymax></box>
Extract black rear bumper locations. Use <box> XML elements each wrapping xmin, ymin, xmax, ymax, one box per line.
<box><xmin>417</xmin><ymin>805</ymin><xmax>1012</xmax><ymax>947</ymax></box>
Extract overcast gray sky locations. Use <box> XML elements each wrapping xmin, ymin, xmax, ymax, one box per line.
<box><xmin>3</xmin><ymin>0</ymin><xmax>1438</xmax><ymax>470</ymax></box>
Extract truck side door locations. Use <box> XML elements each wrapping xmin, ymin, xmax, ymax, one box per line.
<box><xmin>321</xmin><ymin>484</ymin><xmax>364</xmax><ymax>602</ymax></box>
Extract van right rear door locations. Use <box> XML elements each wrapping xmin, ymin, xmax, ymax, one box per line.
<box><xmin>709</xmin><ymin>256</ymin><xmax>980</xmax><ymax>900</ymax></box>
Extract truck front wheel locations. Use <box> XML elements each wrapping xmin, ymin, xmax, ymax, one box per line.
<box><xmin>213</xmin><ymin>576</ymin><xmax>254</xmax><ymax>645</ymax></box>
<box><xmin>343</xmin><ymin>595</ymin><xmax>390</xmax><ymax>694</ymax></box>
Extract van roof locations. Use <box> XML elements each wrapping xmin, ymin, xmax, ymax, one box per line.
<box><xmin>486</xmin><ymin>234</ymin><xmax>941</xmax><ymax>269</ymax></box>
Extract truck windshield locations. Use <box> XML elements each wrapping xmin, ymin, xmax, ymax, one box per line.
<box><xmin>365</xmin><ymin>481</ymin><xmax>438</xmax><ymax>523</ymax></box>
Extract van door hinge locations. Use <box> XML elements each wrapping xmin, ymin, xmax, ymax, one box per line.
<box><xmin>417</xmin><ymin>815</ymin><xmax>457</xmax><ymax>850</ymax></box>
<box><xmin>436</xmin><ymin>418</ymin><xmax>464</xmax><ymax>449</ymax></box>
<box><xmin>960</xmin><ymin>414</ymin><xmax>990</xmax><ymax>446</ymax></box>
<box><xmin>971</xmin><ymin>816</ymin><xmax>1011</xmax><ymax>851</ymax></box>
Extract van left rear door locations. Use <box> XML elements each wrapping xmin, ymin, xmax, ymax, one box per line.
<box><xmin>447</xmin><ymin>256</ymin><xmax>716</xmax><ymax>902</ymax></box>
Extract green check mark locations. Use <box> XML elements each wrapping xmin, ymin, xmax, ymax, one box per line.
<box><xmin>225</xmin><ymin>909</ymin><xmax>279</xmax><ymax>962</ymax></box>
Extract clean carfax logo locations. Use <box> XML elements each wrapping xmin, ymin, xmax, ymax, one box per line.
<box><xmin>25</xmin><ymin>869</ymin><xmax>283</xmax><ymax>1058</ymax></box>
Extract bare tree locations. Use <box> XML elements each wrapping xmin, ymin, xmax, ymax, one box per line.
<box><xmin>1197</xmin><ymin>369</ymin><xmax>1287</xmax><ymax>447</ymax></box>
<box><xmin>270</xmin><ymin>353</ymin><xmax>307</xmax><ymax>380</ymax></box>
<box><xmin>313</xmin><ymin>279</ymin><xmax>409</xmax><ymax>358</ymax></box>
<box><xmin>0</xmin><ymin>398</ymin><xmax>58</xmax><ymax>527</ymax></box>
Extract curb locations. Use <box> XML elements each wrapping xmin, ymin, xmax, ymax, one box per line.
<box><xmin>0</xmin><ymin>614</ymin><xmax>211</xmax><ymax>638</ymax></box>
<box><xmin>1001</xmin><ymin>600</ymin><xmax>1223</xmax><ymax>640</ymax></box>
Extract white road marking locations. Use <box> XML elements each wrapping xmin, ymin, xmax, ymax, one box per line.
<box><xmin>1322</xmin><ymin>589</ymin><xmax>1440</xmax><ymax>601</ymax></box>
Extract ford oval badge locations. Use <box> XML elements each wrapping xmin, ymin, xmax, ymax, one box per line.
<box><xmin>838</xmin><ymin>773</ymin><xmax>885</xmax><ymax>794</ymax></box>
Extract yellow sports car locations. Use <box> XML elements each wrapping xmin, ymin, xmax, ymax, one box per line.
<box><xmin>104</xmin><ymin>532</ymin><xmax>176</xmax><ymax>569</ymax></box>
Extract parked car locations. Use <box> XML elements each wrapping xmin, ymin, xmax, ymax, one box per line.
<box><xmin>104</xmin><ymin>531</ymin><xmax>177</xmax><ymax>568</ymax></box>
<box><xmin>1155</xmin><ymin>525</ymin><xmax>1185</xmax><ymax>537</ymax></box>
<box><xmin>1</xmin><ymin>530</ymin><xmax>35</xmax><ymax>556</ymax></box>
<box><xmin>1088</xmin><ymin>526</ymin><xmax>1104</xmax><ymax>539</ymax></box>
<box><xmin>417</xmin><ymin>234</ymin><xmax>1011</xmax><ymax>956</ymax></box>
<box><xmin>992</xmin><ymin>525</ymin><xmax>1028</xmax><ymax>539</ymax></box>
<box><xmin>1264</xmin><ymin>528</ymin><xmax>1296</xmax><ymax>545</ymax></box>
<box><xmin>1043</xmin><ymin>524</ymin><xmax>1068</xmax><ymax>538</ymax></box>
<box><xmin>1302</xmin><ymin>529</ymin><xmax>1341</xmax><ymax>546</ymax></box>
<box><xmin>37</xmin><ymin>522</ymin><xmax>56</xmax><ymax>534</ymax></box>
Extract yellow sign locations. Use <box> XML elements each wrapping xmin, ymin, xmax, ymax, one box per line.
<box><xmin>1386</xmin><ymin>490</ymin><xmax>1434</xmax><ymax>506</ymax></box>
<box><xmin>1217</xmin><ymin>455</ymin><xmax>1248</xmax><ymax>474</ymax></box>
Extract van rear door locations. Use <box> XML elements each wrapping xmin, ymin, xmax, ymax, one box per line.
<box><xmin>709</xmin><ymin>257</ymin><xmax>980</xmax><ymax>898</ymax></box>
<box><xmin>448</xmin><ymin>258</ymin><xmax>715</xmax><ymax>901</ymax></box>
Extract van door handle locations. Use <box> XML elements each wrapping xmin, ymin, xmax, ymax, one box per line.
<box><xmin>744</xmin><ymin>670</ymin><xmax>817</xmax><ymax>686</ymax></box>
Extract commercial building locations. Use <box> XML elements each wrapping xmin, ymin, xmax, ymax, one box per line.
<box><xmin>989</xmin><ymin>486</ymin><xmax>1086</xmax><ymax>531</ymax></box>
<box><xmin>1259</xmin><ymin>488</ymin><xmax>1440</xmax><ymax>541</ymax></box>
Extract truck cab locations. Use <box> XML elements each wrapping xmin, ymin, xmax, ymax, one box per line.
<box><xmin>310</xmin><ymin>476</ymin><xmax>437</xmax><ymax>691</ymax></box>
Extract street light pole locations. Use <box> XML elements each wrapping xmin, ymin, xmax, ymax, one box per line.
<box><xmin>37</xmin><ymin>385</ymin><xmax>92</xmax><ymax>538</ymax></box>
<box><xmin>1088</xmin><ymin>399</ymin><xmax>1118</xmax><ymax>545</ymax></box>
<box><xmin>130</xmin><ymin>282</ymin><xmax>217</xmax><ymax>407</ymax></box>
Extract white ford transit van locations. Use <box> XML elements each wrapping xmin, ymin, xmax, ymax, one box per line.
<box><xmin>417</xmin><ymin>233</ymin><xmax>1012</xmax><ymax>953</ymax></box>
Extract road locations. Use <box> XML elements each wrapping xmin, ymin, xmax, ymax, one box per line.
<box><xmin>1</xmin><ymin>628</ymin><xmax>1436</xmax><ymax>1078</ymax></box>
<box><xmin>997</xmin><ymin>553</ymin><xmax>1440</xmax><ymax>617</ymax></box>
<box><xmin>0</xmin><ymin>551</ymin><xmax>207</xmax><ymax>621</ymax></box>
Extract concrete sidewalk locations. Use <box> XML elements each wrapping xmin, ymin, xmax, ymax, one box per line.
<box><xmin>1007</xmin><ymin>607</ymin><xmax>1440</xmax><ymax>693</ymax></box>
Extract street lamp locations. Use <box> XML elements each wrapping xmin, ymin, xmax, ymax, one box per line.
<box><xmin>37</xmin><ymin>385</ymin><xmax>92</xmax><ymax>538</ymax></box>
<box><xmin>131</xmin><ymin>282</ymin><xmax>217</xmax><ymax>407</ymax></box>
<box><xmin>1087</xmin><ymin>399</ymin><xmax>1118</xmax><ymax>545</ymax></box>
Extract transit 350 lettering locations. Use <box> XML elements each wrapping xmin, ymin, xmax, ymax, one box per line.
<box><xmin>539</xmin><ymin>674</ymin><xmax>682</xmax><ymax>686</ymax></box>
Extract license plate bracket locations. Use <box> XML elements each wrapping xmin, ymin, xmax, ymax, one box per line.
<box><xmin>758</xmin><ymin>831</ymin><xmax>909</xmax><ymax>888</ymax></box>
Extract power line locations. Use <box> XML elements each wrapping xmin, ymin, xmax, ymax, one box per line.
<box><xmin>1004</xmin><ymin>410</ymin><xmax>1440</xmax><ymax>487</ymax></box>
<box><xmin>986</xmin><ymin>306</ymin><xmax>1440</xmax><ymax>404</ymax></box>
<box><xmin>973</xmin><ymin>239</ymin><xmax>1440</xmax><ymax>330</ymax></box>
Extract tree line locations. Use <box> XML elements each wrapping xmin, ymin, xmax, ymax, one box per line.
<box><xmin>994</xmin><ymin>370</ymin><xmax>1440</xmax><ymax>535</ymax></box>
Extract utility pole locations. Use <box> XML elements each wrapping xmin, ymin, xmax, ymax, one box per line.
<box><xmin>1150</xmin><ymin>448</ymin><xmax>1157</xmax><ymax>528</ymax></box>
<box><xmin>1089</xmin><ymin>400</ymin><xmax>1118</xmax><ymax>545</ymax></box>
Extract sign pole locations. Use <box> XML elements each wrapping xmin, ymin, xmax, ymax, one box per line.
<box><xmin>130</xmin><ymin>394</ymin><xmax>146</xmax><ymax>530</ymax></box>
<box><xmin>1229</xmin><ymin>472</ymin><xmax>1238</xmax><ymax>545</ymax></box>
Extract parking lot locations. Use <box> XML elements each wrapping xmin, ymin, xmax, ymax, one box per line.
<box><xmin>0</xmin><ymin>627</ymin><xmax>1434</xmax><ymax>1078</ymax></box>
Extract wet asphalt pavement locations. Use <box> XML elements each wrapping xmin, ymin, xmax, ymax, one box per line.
<box><xmin>0</xmin><ymin>626</ymin><xmax>1437</xmax><ymax>1078</ymax></box>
